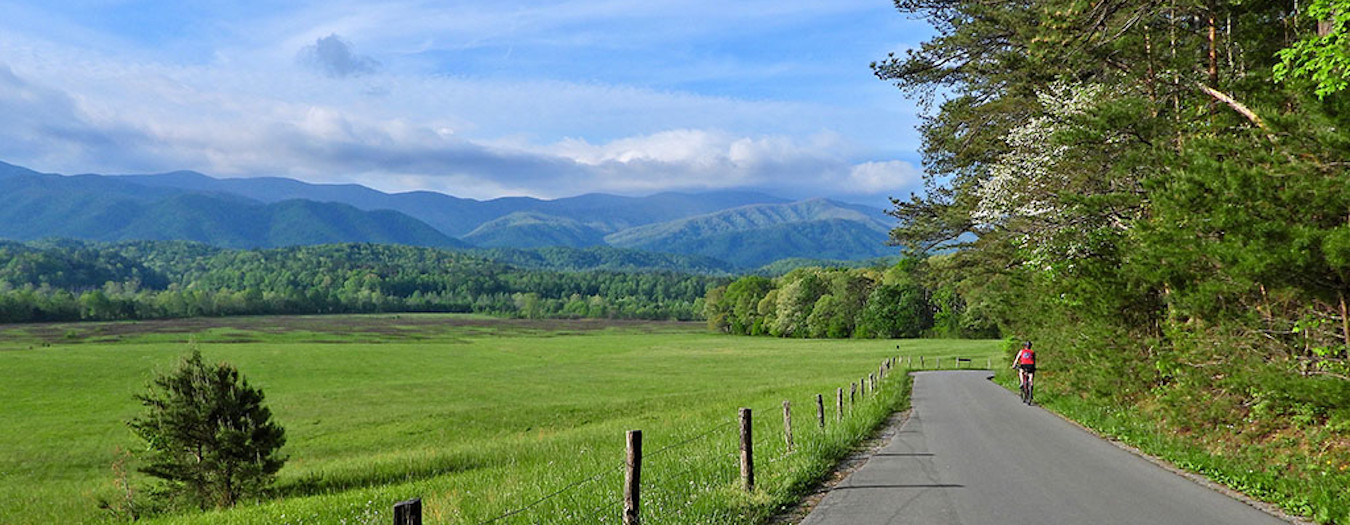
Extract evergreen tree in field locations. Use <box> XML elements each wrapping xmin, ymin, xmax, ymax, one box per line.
<box><xmin>129</xmin><ymin>349</ymin><xmax>286</xmax><ymax>509</ymax></box>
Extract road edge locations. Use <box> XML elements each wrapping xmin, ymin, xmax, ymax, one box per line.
<box><xmin>1027</xmin><ymin>386</ymin><xmax>1317</xmax><ymax>525</ymax></box>
<box><xmin>766</xmin><ymin>408</ymin><xmax>913</xmax><ymax>524</ymax></box>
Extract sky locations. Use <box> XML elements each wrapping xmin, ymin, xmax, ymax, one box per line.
<box><xmin>0</xmin><ymin>0</ymin><xmax>934</xmax><ymax>207</ymax></box>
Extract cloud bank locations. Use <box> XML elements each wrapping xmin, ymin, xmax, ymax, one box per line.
<box><xmin>0</xmin><ymin>0</ymin><xmax>930</xmax><ymax>205</ymax></box>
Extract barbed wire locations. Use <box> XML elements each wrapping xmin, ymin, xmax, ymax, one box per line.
<box><xmin>469</xmin><ymin>359</ymin><xmax>911</xmax><ymax>524</ymax></box>
<box><xmin>644</xmin><ymin>419</ymin><xmax>737</xmax><ymax>460</ymax></box>
<box><xmin>581</xmin><ymin>493</ymin><xmax>622</xmax><ymax>523</ymax></box>
<box><xmin>475</xmin><ymin>460</ymin><xmax>626</xmax><ymax>525</ymax></box>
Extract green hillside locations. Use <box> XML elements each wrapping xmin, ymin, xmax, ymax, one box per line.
<box><xmin>636</xmin><ymin>219</ymin><xmax>893</xmax><ymax>269</ymax></box>
<box><xmin>117</xmin><ymin>170</ymin><xmax>789</xmax><ymax>237</ymax></box>
<box><xmin>605</xmin><ymin>198</ymin><xmax>887</xmax><ymax>248</ymax></box>
<box><xmin>603</xmin><ymin>199</ymin><xmax>894</xmax><ymax>268</ymax></box>
<box><xmin>461</xmin><ymin>212</ymin><xmax>608</xmax><ymax>248</ymax></box>
<box><xmin>0</xmin><ymin>161</ymin><xmax>897</xmax><ymax>264</ymax></box>
<box><xmin>466</xmin><ymin>245</ymin><xmax>736</xmax><ymax>274</ymax></box>
<box><xmin>0</xmin><ymin>172</ymin><xmax>463</xmax><ymax>249</ymax></box>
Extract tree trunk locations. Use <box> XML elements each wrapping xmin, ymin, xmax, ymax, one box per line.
<box><xmin>1207</xmin><ymin>3</ymin><xmax>1219</xmax><ymax>87</ymax></box>
<box><xmin>1340</xmin><ymin>291</ymin><xmax>1349</xmax><ymax>357</ymax></box>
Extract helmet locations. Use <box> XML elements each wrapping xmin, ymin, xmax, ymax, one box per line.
<box><xmin>1023</xmin><ymin>341</ymin><xmax>1032</xmax><ymax>349</ymax></box>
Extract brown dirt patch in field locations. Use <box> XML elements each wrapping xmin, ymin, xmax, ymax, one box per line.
<box><xmin>0</xmin><ymin>315</ymin><xmax>702</xmax><ymax>346</ymax></box>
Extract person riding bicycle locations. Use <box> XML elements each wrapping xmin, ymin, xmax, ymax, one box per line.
<box><xmin>1014</xmin><ymin>341</ymin><xmax>1036</xmax><ymax>401</ymax></box>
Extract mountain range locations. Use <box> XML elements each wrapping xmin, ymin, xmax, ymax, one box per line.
<box><xmin>0</xmin><ymin>161</ymin><xmax>897</xmax><ymax>269</ymax></box>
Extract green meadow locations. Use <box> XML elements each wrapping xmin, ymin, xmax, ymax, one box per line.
<box><xmin>0</xmin><ymin>315</ymin><xmax>999</xmax><ymax>524</ymax></box>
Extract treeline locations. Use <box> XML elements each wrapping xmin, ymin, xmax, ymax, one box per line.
<box><xmin>877</xmin><ymin>0</ymin><xmax>1349</xmax><ymax>519</ymax></box>
<box><xmin>703</xmin><ymin>260</ymin><xmax>998</xmax><ymax>339</ymax></box>
<box><xmin>0</xmin><ymin>240</ymin><xmax>727</xmax><ymax>323</ymax></box>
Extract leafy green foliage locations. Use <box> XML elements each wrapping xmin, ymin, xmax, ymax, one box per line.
<box><xmin>129</xmin><ymin>349</ymin><xmax>286</xmax><ymax>510</ymax></box>
<box><xmin>857</xmin><ymin>284</ymin><xmax>932</xmax><ymax>339</ymax></box>
<box><xmin>466</xmin><ymin>245</ymin><xmax>736</xmax><ymax>274</ymax></box>
<box><xmin>705</xmin><ymin>260</ymin><xmax>992</xmax><ymax>339</ymax></box>
<box><xmin>0</xmin><ymin>240</ymin><xmax>727</xmax><ymax>323</ymax></box>
<box><xmin>1275</xmin><ymin>0</ymin><xmax>1350</xmax><ymax>98</ymax></box>
<box><xmin>752</xmin><ymin>256</ymin><xmax>902</xmax><ymax>277</ymax></box>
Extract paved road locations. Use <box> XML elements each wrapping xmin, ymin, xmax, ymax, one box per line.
<box><xmin>801</xmin><ymin>370</ymin><xmax>1288</xmax><ymax>525</ymax></box>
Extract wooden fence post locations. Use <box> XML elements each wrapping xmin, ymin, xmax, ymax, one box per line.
<box><xmin>739</xmin><ymin>408</ymin><xmax>754</xmax><ymax>492</ymax></box>
<box><xmin>394</xmin><ymin>498</ymin><xmax>421</xmax><ymax>525</ymax></box>
<box><xmin>936</xmin><ymin>357</ymin><xmax>941</xmax><ymax>369</ymax></box>
<box><xmin>782</xmin><ymin>401</ymin><xmax>794</xmax><ymax>452</ymax></box>
<box><xmin>987</xmin><ymin>357</ymin><xmax>992</xmax><ymax>370</ymax></box>
<box><xmin>835</xmin><ymin>387</ymin><xmax>843</xmax><ymax>422</ymax></box>
<box><xmin>815</xmin><ymin>394</ymin><xmax>825</xmax><ymax>428</ymax></box>
<box><xmin>919</xmin><ymin>356</ymin><xmax>924</xmax><ymax>368</ymax></box>
<box><xmin>624</xmin><ymin>430</ymin><xmax>642</xmax><ymax>525</ymax></box>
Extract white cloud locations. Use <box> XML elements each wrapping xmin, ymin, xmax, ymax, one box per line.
<box><xmin>846</xmin><ymin>161</ymin><xmax>923</xmax><ymax>194</ymax></box>
<box><xmin>0</xmin><ymin>0</ymin><xmax>929</xmax><ymax>205</ymax></box>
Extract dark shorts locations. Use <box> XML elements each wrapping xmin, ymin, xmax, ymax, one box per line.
<box><xmin>1017</xmin><ymin>364</ymin><xmax>1036</xmax><ymax>374</ymax></box>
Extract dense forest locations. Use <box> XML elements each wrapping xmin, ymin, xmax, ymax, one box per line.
<box><xmin>876</xmin><ymin>0</ymin><xmax>1350</xmax><ymax>520</ymax></box>
<box><xmin>0</xmin><ymin>240</ymin><xmax>726</xmax><ymax>323</ymax></box>
<box><xmin>703</xmin><ymin>258</ymin><xmax>998</xmax><ymax>339</ymax></box>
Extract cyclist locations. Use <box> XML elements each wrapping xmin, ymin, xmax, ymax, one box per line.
<box><xmin>1014</xmin><ymin>341</ymin><xmax>1036</xmax><ymax>404</ymax></box>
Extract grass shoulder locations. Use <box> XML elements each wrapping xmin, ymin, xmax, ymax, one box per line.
<box><xmin>990</xmin><ymin>368</ymin><xmax>1346</xmax><ymax>524</ymax></box>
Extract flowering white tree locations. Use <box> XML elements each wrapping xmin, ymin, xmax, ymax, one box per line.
<box><xmin>972</xmin><ymin>82</ymin><xmax>1139</xmax><ymax>266</ymax></box>
<box><xmin>974</xmin><ymin>82</ymin><xmax>1104</xmax><ymax>226</ymax></box>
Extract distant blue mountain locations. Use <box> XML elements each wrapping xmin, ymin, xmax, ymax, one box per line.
<box><xmin>116</xmin><ymin>169</ymin><xmax>789</xmax><ymax>236</ymax></box>
<box><xmin>605</xmin><ymin>199</ymin><xmax>894</xmax><ymax>268</ymax></box>
<box><xmin>0</xmin><ymin>161</ymin><xmax>899</xmax><ymax>267</ymax></box>
<box><xmin>0</xmin><ymin>162</ymin><xmax>462</xmax><ymax>248</ymax></box>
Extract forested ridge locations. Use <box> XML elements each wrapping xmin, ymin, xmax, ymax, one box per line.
<box><xmin>875</xmin><ymin>0</ymin><xmax>1350</xmax><ymax>521</ymax></box>
<box><xmin>0</xmin><ymin>240</ymin><xmax>726</xmax><ymax>323</ymax></box>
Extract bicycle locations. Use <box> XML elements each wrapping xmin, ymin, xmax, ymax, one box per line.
<box><xmin>1019</xmin><ymin>374</ymin><xmax>1034</xmax><ymax>405</ymax></box>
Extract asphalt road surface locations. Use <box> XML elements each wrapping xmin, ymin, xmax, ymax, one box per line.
<box><xmin>801</xmin><ymin>370</ymin><xmax>1289</xmax><ymax>525</ymax></box>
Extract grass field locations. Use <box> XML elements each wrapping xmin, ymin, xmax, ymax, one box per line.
<box><xmin>0</xmin><ymin>314</ymin><xmax>1000</xmax><ymax>524</ymax></box>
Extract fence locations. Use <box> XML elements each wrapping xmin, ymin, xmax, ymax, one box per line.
<box><xmin>389</xmin><ymin>354</ymin><xmax>989</xmax><ymax>524</ymax></box>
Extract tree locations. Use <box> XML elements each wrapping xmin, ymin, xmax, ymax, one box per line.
<box><xmin>859</xmin><ymin>284</ymin><xmax>933</xmax><ymax>339</ymax></box>
<box><xmin>724</xmin><ymin>276</ymin><xmax>774</xmax><ymax>334</ymax></box>
<box><xmin>772</xmin><ymin>270</ymin><xmax>829</xmax><ymax>337</ymax></box>
<box><xmin>1275</xmin><ymin>0</ymin><xmax>1350</xmax><ymax>98</ymax></box>
<box><xmin>128</xmin><ymin>349</ymin><xmax>286</xmax><ymax>509</ymax></box>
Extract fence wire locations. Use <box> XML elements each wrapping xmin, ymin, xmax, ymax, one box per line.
<box><xmin>460</xmin><ymin>357</ymin><xmax>911</xmax><ymax>524</ymax></box>
<box><xmin>646</xmin><ymin>419</ymin><xmax>736</xmax><ymax>460</ymax></box>
<box><xmin>475</xmin><ymin>460</ymin><xmax>626</xmax><ymax>525</ymax></box>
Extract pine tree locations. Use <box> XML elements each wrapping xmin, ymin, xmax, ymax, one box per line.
<box><xmin>128</xmin><ymin>349</ymin><xmax>286</xmax><ymax>509</ymax></box>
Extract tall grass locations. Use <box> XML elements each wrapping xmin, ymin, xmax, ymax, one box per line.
<box><xmin>0</xmin><ymin>315</ymin><xmax>997</xmax><ymax>524</ymax></box>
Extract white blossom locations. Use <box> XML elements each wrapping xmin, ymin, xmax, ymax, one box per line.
<box><xmin>974</xmin><ymin>82</ymin><xmax>1104</xmax><ymax>227</ymax></box>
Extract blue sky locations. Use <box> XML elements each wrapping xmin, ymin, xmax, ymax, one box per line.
<box><xmin>0</xmin><ymin>1</ymin><xmax>933</xmax><ymax>206</ymax></box>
